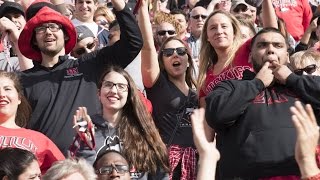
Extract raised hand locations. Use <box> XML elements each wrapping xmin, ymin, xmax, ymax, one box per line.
<box><xmin>73</xmin><ymin>107</ymin><xmax>94</xmax><ymax>141</ymax></box>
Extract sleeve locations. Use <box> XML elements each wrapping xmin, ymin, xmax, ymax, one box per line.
<box><xmin>81</xmin><ymin>4</ymin><xmax>142</xmax><ymax>68</ymax></box>
<box><xmin>295</xmin><ymin>42</ymin><xmax>308</xmax><ymax>52</ymax></box>
<box><xmin>75</xmin><ymin>141</ymin><xmax>97</xmax><ymax>165</ymax></box>
<box><xmin>302</xmin><ymin>0</ymin><xmax>312</xmax><ymax>32</ymax></box>
<box><xmin>286</xmin><ymin>73</ymin><xmax>320</xmax><ymax>107</ymax></box>
<box><xmin>41</xmin><ymin>136</ymin><xmax>65</xmax><ymax>173</ymax></box>
<box><xmin>205</xmin><ymin>78</ymin><xmax>265</xmax><ymax>130</ymax></box>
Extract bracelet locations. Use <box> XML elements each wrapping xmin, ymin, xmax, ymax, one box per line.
<box><xmin>302</xmin><ymin>173</ymin><xmax>320</xmax><ymax>180</ymax></box>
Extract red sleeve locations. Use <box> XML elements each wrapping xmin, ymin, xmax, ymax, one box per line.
<box><xmin>302</xmin><ymin>0</ymin><xmax>312</xmax><ymax>31</ymax></box>
<box><xmin>40</xmin><ymin>137</ymin><xmax>65</xmax><ymax>174</ymax></box>
<box><xmin>138</xmin><ymin>90</ymin><xmax>153</xmax><ymax>113</ymax></box>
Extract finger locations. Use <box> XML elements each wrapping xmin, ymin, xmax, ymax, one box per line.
<box><xmin>271</xmin><ymin>61</ymin><xmax>281</xmax><ymax>67</ymax></box>
<box><xmin>305</xmin><ymin>104</ymin><xmax>317</xmax><ymax>127</ymax></box>
<box><xmin>290</xmin><ymin>105</ymin><xmax>310</xmax><ymax>132</ymax></box>
<box><xmin>261</xmin><ymin>61</ymin><xmax>270</xmax><ymax>69</ymax></box>
<box><xmin>291</xmin><ymin>114</ymin><xmax>303</xmax><ymax>135</ymax></box>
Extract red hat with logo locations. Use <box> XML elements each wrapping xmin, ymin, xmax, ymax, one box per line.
<box><xmin>18</xmin><ymin>6</ymin><xmax>76</xmax><ymax>62</ymax></box>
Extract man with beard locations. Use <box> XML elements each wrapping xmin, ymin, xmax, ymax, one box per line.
<box><xmin>205</xmin><ymin>27</ymin><xmax>320</xmax><ymax>179</ymax></box>
<box><xmin>17</xmin><ymin>0</ymin><xmax>142</xmax><ymax>155</ymax></box>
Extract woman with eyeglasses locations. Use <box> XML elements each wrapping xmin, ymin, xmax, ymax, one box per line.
<box><xmin>138</xmin><ymin>0</ymin><xmax>198</xmax><ymax>179</ymax></box>
<box><xmin>72</xmin><ymin>66</ymin><xmax>169</xmax><ymax>179</ymax></box>
<box><xmin>290</xmin><ymin>49</ymin><xmax>320</xmax><ymax>76</ymax></box>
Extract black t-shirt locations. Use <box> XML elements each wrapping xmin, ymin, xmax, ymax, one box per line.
<box><xmin>146</xmin><ymin>72</ymin><xmax>198</xmax><ymax>147</ymax></box>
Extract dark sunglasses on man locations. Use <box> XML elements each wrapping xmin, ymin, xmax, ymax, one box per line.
<box><xmin>157</xmin><ymin>30</ymin><xmax>176</xmax><ymax>36</ymax></box>
<box><xmin>191</xmin><ymin>14</ymin><xmax>208</xmax><ymax>20</ymax></box>
<box><xmin>294</xmin><ymin>64</ymin><xmax>318</xmax><ymax>75</ymax></box>
<box><xmin>162</xmin><ymin>47</ymin><xmax>187</xmax><ymax>57</ymax></box>
<box><xmin>74</xmin><ymin>42</ymin><xmax>96</xmax><ymax>56</ymax></box>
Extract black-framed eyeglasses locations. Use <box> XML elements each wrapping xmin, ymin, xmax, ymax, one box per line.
<box><xmin>233</xmin><ymin>4</ymin><xmax>248</xmax><ymax>13</ymax></box>
<box><xmin>191</xmin><ymin>14</ymin><xmax>207</xmax><ymax>20</ymax></box>
<box><xmin>102</xmin><ymin>81</ymin><xmax>129</xmax><ymax>92</ymax></box>
<box><xmin>35</xmin><ymin>23</ymin><xmax>62</xmax><ymax>34</ymax></box>
<box><xmin>294</xmin><ymin>64</ymin><xmax>318</xmax><ymax>75</ymax></box>
<box><xmin>162</xmin><ymin>47</ymin><xmax>187</xmax><ymax>57</ymax></box>
<box><xmin>157</xmin><ymin>30</ymin><xmax>176</xmax><ymax>36</ymax></box>
<box><xmin>74</xmin><ymin>42</ymin><xmax>96</xmax><ymax>56</ymax></box>
<box><xmin>96</xmin><ymin>164</ymin><xmax>129</xmax><ymax>175</ymax></box>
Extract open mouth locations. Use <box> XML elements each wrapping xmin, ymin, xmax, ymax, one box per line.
<box><xmin>172</xmin><ymin>61</ymin><xmax>181</xmax><ymax>67</ymax></box>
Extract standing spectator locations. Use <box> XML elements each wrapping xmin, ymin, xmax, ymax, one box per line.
<box><xmin>0</xmin><ymin>1</ymin><xmax>33</xmax><ymax>71</ymax></box>
<box><xmin>0</xmin><ymin>148</ymin><xmax>41</xmax><ymax>180</ymax></box>
<box><xmin>0</xmin><ymin>71</ymin><xmax>64</xmax><ymax>173</ymax></box>
<box><xmin>72</xmin><ymin>0</ymin><xmax>109</xmax><ymax>48</ymax></box>
<box><xmin>72</xmin><ymin>66</ymin><xmax>169</xmax><ymax>179</ymax></box>
<box><xmin>205</xmin><ymin>27</ymin><xmax>320</xmax><ymax>178</ymax></box>
<box><xmin>187</xmin><ymin>6</ymin><xmax>208</xmax><ymax>77</ymax></box>
<box><xmin>170</xmin><ymin>9</ymin><xmax>189</xmax><ymax>41</ymax></box>
<box><xmin>17</xmin><ymin>0</ymin><xmax>142</xmax><ymax>155</ymax></box>
<box><xmin>71</xmin><ymin>25</ymin><xmax>97</xmax><ymax>58</ymax></box>
<box><xmin>138</xmin><ymin>0</ymin><xmax>198</xmax><ymax>179</ymax></box>
<box><xmin>230</xmin><ymin>0</ymin><xmax>257</xmax><ymax>24</ymax></box>
<box><xmin>272</xmin><ymin>0</ymin><xmax>312</xmax><ymax>41</ymax></box>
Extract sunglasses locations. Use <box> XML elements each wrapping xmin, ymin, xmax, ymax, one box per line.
<box><xmin>157</xmin><ymin>30</ymin><xmax>176</xmax><ymax>36</ymax></box>
<box><xmin>162</xmin><ymin>47</ymin><xmax>187</xmax><ymax>57</ymax></box>
<box><xmin>74</xmin><ymin>42</ymin><xmax>96</xmax><ymax>55</ymax></box>
<box><xmin>233</xmin><ymin>4</ymin><xmax>248</xmax><ymax>13</ymax></box>
<box><xmin>294</xmin><ymin>64</ymin><xmax>318</xmax><ymax>75</ymax></box>
<box><xmin>191</xmin><ymin>14</ymin><xmax>208</xmax><ymax>20</ymax></box>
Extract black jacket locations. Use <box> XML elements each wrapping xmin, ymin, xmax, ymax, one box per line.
<box><xmin>20</xmin><ymin>5</ymin><xmax>142</xmax><ymax>156</ymax></box>
<box><xmin>205</xmin><ymin>70</ymin><xmax>320</xmax><ymax>178</ymax></box>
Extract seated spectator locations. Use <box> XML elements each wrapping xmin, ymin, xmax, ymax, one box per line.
<box><xmin>290</xmin><ymin>49</ymin><xmax>320</xmax><ymax>76</ymax></box>
<box><xmin>0</xmin><ymin>148</ymin><xmax>41</xmax><ymax>180</ymax></box>
<box><xmin>71</xmin><ymin>66</ymin><xmax>169</xmax><ymax>179</ymax></box>
<box><xmin>93</xmin><ymin>149</ymin><xmax>131</xmax><ymax>180</ymax></box>
<box><xmin>71</xmin><ymin>25</ymin><xmax>98</xmax><ymax>58</ymax></box>
<box><xmin>42</xmin><ymin>158</ymin><xmax>96</xmax><ymax>180</ymax></box>
<box><xmin>0</xmin><ymin>70</ymin><xmax>64</xmax><ymax>173</ymax></box>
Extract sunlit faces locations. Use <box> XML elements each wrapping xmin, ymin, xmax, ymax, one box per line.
<box><xmin>173</xmin><ymin>14</ymin><xmax>188</xmax><ymax>34</ymax></box>
<box><xmin>156</xmin><ymin>22</ymin><xmax>176</xmax><ymax>46</ymax></box>
<box><xmin>94</xmin><ymin>15</ymin><xmax>109</xmax><ymax>30</ymax></box>
<box><xmin>189</xmin><ymin>6</ymin><xmax>208</xmax><ymax>34</ymax></box>
<box><xmin>215</xmin><ymin>0</ymin><xmax>231</xmax><ymax>11</ymax></box>
<box><xmin>292</xmin><ymin>59</ymin><xmax>320</xmax><ymax>76</ymax></box>
<box><xmin>34</xmin><ymin>23</ymin><xmax>66</xmax><ymax>57</ymax></box>
<box><xmin>0</xmin><ymin>76</ymin><xmax>21</xmax><ymax>122</ymax></box>
<box><xmin>162</xmin><ymin>39</ymin><xmax>189</xmax><ymax>78</ymax></box>
<box><xmin>17</xmin><ymin>160</ymin><xmax>41</xmax><ymax>180</ymax></box>
<box><xmin>240</xmin><ymin>25</ymin><xmax>255</xmax><ymax>43</ymax></box>
<box><xmin>98</xmin><ymin>72</ymin><xmax>129</xmax><ymax>113</ymax></box>
<box><xmin>206</xmin><ymin>13</ymin><xmax>235</xmax><ymax>50</ymax></box>
<box><xmin>75</xmin><ymin>0</ymin><xmax>98</xmax><ymax>22</ymax></box>
<box><xmin>5</xmin><ymin>12</ymin><xmax>26</xmax><ymax>31</ymax></box>
<box><xmin>95</xmin><ymin>152</ymin><xmax>130</xmax><ymax>180</ymax></box>
<box><xmin>250</xmin><ymin>31</ymin><xmax>289</xmax><ymax>72</ymax></box>
<box><xmin>72</xmin><ymin>37</ymin><xmax>97</xmax><ymax>58</ymax></box>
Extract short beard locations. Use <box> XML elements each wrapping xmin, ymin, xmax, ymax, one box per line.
<box><xmin>252</xmin><ymin>60</ymin><xmax>262</xmax><ymax>73</ymax></box>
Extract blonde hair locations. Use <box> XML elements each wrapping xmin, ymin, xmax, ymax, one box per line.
<box><xmin>93</xmin><ymin>5</ymin><xmax>116</xmax><ymax>24</ymax></box>
<box><xmin>154</xmin><ymin>11</ymin><xmax>182</xmax><ymax>34</ymax></box>
<box><xmin>290</xmin><ymin>49</ymin><xmax>320</xmax><ymax>70</ymax></box>
<box><xmin>197</xmin><ymin>10</ymin><xmax>242</xmax><ymax>94</ymax></box>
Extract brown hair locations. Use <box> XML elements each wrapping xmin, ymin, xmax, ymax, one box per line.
<box><xmin>0</xmin><ymin>71</ymin><xmax>31</xmax><ymax>127</ymax></box>
<box><xmin>93</xmin><ymin>5</ymin><xmax>116</xmax><ymax>24</ymax></box>
<box><xmin>158</xmin><ymin>36</ymin><xmax>197</xmax><ymax>89</ymax></box>
<box><xmin>98</xmin><ymin>66</ymin><xmax>170</xmax><ymax>173</ymax></box>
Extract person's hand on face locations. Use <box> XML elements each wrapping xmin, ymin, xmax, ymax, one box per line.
<box><xmin>255</xmin><ymin>61</ymin><xmax>274</xmax><ymax>88</ymax></box>
<box><xmin>271</xmin><ymin>61</ymin><xmax>292</xmax><ymax>84</ymax></box>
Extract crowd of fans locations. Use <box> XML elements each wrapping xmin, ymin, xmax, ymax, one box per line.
<box><xmin>0</xmin><ymin>0</ymin><xmax>320</xmax><ymax>179</ymax></box>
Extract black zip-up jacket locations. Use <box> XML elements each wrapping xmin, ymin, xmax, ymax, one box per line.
<box><xmin>205</xmin><ymin>70</ymin><xmax>320</xmax><ymax>178</ymax></box>
<box><xmin>20</xmin><ymin>5</ymin><xmax>142</xmax><ymax>156</ymax></box>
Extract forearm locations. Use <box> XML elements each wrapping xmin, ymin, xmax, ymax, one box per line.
<box><xmin>197</xmin><ymin>155</ymin><xmax>218</xmax><ymax>180</ymax></box>
<box><xmin>299</xmin><ymin>28</ymin><xmax>313</xmax><ymax>45</ymax></box>
<box><xmin>261</xmin><ymin>0</ymin><xmax>278</xmax><ymax>28</ymax></box>
<box><xmin>298</xmin><ymin>158</ymin><xmax>320</xmax><ymax>179</ymax></box>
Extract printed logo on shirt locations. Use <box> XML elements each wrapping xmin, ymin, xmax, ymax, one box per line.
<box><xmin>272</xmin><ymin>0</ymin><xmax>297</xmax><ymax>10</ymax></box>
<box><xmin>0</xmin><ymin>136</ymin><xmax>38</xmax><ymax>153</ymax></box>
<box><xmin>252</xmin><ymin>88</ymin><xmax>299</xmax><ymax>104</ymax></box>
<box><xmin>205</xmin><ymin>66</ymin><xmax>252</xmax><ymax>95</ymax></box>
<box><xmin>64</xmin><ymin>67</ymin><xmax>83</xmax><ymax>78</ymax></box>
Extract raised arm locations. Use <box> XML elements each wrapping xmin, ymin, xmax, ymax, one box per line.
<box><xmin>261</xmin><ymin>0</ymin><xmax>278</xmax><ymax>28</ymax></box>
<box><xmin>137</xmin><ymin>0</ymin><xmax>161</xmax><ymax>88</ymax></box>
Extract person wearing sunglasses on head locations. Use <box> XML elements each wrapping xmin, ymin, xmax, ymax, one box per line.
<box><xmin>71</xmin><ymin>25</ymin><xmax>98</xmax><ymax>58</ymax></box>
<box><xmin>290</xmin><ymin>49</ymin><xmax>320</xmax><ymax>76</ymax></box>
<box><xmin>138</xmin><ymin>0</ymin><xmax>198</xmax><ymax>179</ymax></box>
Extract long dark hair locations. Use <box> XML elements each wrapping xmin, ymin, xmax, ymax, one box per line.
<box><xmin>158</xmin><ymin>36</ymin><xmax>197</xmax><ymax>89</ymax></box>
<box><xmin>0</xmin><ymin>148</ymin><xmax>37</xmax><ymax>179</ymax></box>
<box><xmin>0</xmin><ymin>71</ymin><xmax>31</xmax><ymax>127</ymax></box>
<box><xmin>98</xmin><ymin>66</ymin><xmax>170</xmax><ymax>173</ymax></box>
